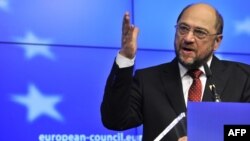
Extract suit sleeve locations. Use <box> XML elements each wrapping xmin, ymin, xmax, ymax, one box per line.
<box><xmin>101</xmin><ymin>61</ymin><xmax>143</xmax><ymax>130</ymax></box>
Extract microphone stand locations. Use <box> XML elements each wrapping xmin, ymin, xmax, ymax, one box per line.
<box><xmin>203</xmin><ymin>63</ymin><xmax>221</xmax><ymax>102</ymax></box>
<box><xmin>210</xmin><ymin>84</ymin><xmax>221</xmax><ymax>102</ymax></box>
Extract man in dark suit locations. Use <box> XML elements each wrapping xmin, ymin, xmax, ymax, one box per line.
<box><xmin>101</xmin><ymin>3</ymin><xmax>250</xmax><ymax>141</ymax></box>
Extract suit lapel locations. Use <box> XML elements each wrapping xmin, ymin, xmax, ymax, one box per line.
<box><xmin>160</xmin><ymin>58</ymin><xmax>186</xmax><ymax>114</ymax></box>
<box><xmin>203</xmin><ymin>56</ymin><xmax>228</xmax><ymax>101</ymax></box>
<box><xmin>203</xmin><ymin>83</ymin><xmax>214</xmax><ymax>101</ymax></box>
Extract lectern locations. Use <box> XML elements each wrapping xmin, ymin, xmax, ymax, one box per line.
<box><xmin>188</xmin><ymin>102</ymin><xmax>250</xmax><ymax>141</ymax></box>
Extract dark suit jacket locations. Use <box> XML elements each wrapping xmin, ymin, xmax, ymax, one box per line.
<box><xmin>101</xmin><ymin>56</ymin><xmax>250</xmax><ymax>141</ymax></box>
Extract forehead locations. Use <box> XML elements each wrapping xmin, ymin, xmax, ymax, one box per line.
<box><xmin>178</xmin><ymin>4</ymin><xmax>217</xmax><ymax>31</ymax></box>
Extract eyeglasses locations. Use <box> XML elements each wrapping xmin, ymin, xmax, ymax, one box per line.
<box><xmin>175</xmin><ymin>24</ymin><xmax>220</xmax><ymax>40</ymax></box>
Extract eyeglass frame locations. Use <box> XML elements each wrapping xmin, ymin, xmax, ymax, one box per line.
<box><xmin>175</xmin><ymin>23</ymin><xmax>221</xmax><ymax>40</ymax></box>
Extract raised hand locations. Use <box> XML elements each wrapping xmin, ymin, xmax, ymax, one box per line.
<box><xmin>119</xmin><ymin>12</ymin><xmax>139</xmax><ymax>59</ymax></box>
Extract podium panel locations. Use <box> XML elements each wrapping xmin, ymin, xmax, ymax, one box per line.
<box><xmin>188</xmin><ymin>102</ymin><xmax>250</xmax><ymax>141</ymax></box>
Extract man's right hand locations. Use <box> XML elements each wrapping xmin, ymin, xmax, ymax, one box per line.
<box><xmin>120</xmin><ymin>12</ymin><xmax>139</xmax><ymax>59</ymax></box>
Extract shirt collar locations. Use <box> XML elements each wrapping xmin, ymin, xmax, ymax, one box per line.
<box><xmin>178</xmin><ymin>56</ymin><xmax>213</xmax><ymax>78</ymax></box>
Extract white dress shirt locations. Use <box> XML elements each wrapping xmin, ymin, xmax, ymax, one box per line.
<box><xmin>178</xmin><ymin>58</ymin><xmax>212</xmax><ymax>106</ymax></box>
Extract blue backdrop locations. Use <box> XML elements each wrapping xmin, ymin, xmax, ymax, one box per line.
<box><xmin>0</xmin><ymin>0</ymin><xmax>250</xmax><ymax>141</ymax></box>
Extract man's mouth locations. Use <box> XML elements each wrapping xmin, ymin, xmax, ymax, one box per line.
<box><xmin>181</xmin><ymin>47</ymin><xmax>195</xmax><ymax>53</ymax></box>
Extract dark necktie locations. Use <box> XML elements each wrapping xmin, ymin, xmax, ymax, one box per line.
<box><xmin>188</xmin><ymin>69</ymin><xmax>203</xmax><ymax>102</ymax></box>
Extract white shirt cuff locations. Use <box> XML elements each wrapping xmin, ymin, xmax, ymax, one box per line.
<box><xmin>116</xmin><ymin>52</ymin><xmax>135</xmax><ymax>68</ymax></box>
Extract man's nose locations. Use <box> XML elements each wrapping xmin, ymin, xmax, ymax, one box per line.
<box><xmin>183</xmin><ymin>31</ymin><xmax>195</xmax><ymax>42</ymax></box>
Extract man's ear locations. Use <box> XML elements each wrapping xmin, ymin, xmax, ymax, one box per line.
<box><xmin>213</xmin><ymin>35</ymin><xmax>223</xmax><ymax>51</ymax></box>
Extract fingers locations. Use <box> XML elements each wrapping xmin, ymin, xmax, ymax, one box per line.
<box><xmin>122</xmin><ymin>12</ymin><xmax>139</xmax><ymax>43</ymax></box>
<box><xmin>122</xmin><ymin>26</ymin><xmax>135</xmax><ymax>43</ymax></box>
<box><xmin>122</xmin><ymin>25</ymin><xmax>139</xmax><ymax>48</ymax></box>
<box><xmin>120</xmin><ymin>12</ymin><xmax>139</xmax><ymax>59</ymax></box>
<box><xmin>122</xmin><ymin>12</ymin><xmax>130</xmax><ymax>36</ymax></box>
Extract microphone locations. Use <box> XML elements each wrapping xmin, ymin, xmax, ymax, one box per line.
<box><xmin>203</xmin><ymin>63</ymin><xmax>221</xmax><ymax>102</ymax></box>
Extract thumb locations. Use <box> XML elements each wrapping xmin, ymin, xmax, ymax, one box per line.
<box><xmin>131</xmin><ymin>26</ymin><xmax>139</xmax><ymax>42</ymax></box>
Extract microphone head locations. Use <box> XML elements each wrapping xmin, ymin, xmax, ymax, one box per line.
<box><xmin>203</xmin><ymin>63</ymin><xmax>212</xmax><ymax>78</ymax></box>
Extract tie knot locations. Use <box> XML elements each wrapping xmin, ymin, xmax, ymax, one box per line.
<box><xmin>188</xmin><ymin>69</ymin><xmax>203</xmax><ymax>79</ymax></box>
